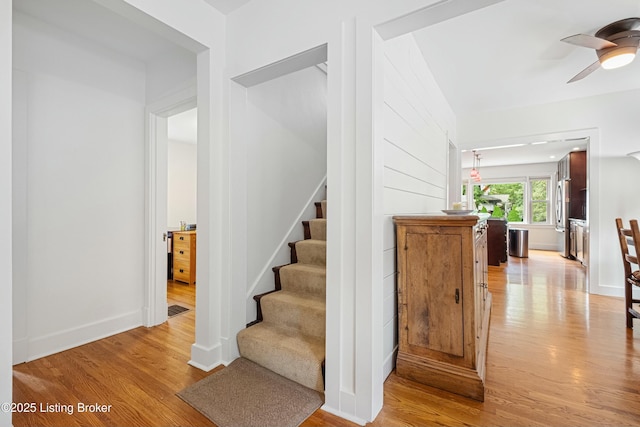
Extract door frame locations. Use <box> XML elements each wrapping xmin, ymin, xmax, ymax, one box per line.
<box><xmin>145</xmin><ymin>86</ymin><xmax>197</xmax><ymax>327</ymax></box>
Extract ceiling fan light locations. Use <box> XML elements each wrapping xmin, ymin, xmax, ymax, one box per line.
<box><xmin>599</xmin><ymin>45</ymin><xmax>637</xmax><ymax>70</ymax></box>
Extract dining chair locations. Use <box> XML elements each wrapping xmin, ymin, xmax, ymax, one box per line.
<box><xmin>615</xmin><ymin>218</ymin><xmax>640</xmax><ymax>328</ymax></box>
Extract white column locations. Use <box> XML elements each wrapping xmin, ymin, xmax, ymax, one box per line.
<box><xmin>0</xmin><ymin>1</ymin><xmax>13</xmax><ymax>426</ymax></box>
<box><xmin>190</xmin><ymin>47</ymin><xmax>229</xmax><ymax>370</ymax></box>
<box><xmin>324</xmin><ymin>16</ymin><xmax>385</xmax><ymax>424</ymax></box>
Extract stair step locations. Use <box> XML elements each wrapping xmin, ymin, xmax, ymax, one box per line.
<box><xmin>293</xmin><ymin>239</ymin><xmax>326</xmax><ymax>266</ymax></box>
<box><xmin>303</xmin><ymin>218</ymin><xmax>327</xmax><ymax>241</ymax></box>
<box><xmin>237</xmin><ymin>322</ymin><xmax>325</xmax><ymax>392</ymax></box>
<box><xmin>278</xmin><ymin>264</ymin><xmax>325</xmax><ymax>297</ymax></box>
<box><xmin>260</xmin><ymin>291</ymin><xmax>325</xmax><ymax>338</ymax></box>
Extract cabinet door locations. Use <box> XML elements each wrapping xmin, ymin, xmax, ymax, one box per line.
<box><xmin>474</xmin><ymin>231</ymin><xmax>487</xmax><ymax>340</ymax></box>
<box><xmin>405</xmin><ymin>231</ymin><xmax>464</xmax><ymax>357</ymax></box>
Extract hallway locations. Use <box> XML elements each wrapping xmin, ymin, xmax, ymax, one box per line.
<box><xmin>12</xmin><ymin>250</ymin><xmax>640</xmax><ymax>426</ymax></box>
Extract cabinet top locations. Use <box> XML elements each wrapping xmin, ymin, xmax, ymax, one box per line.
<box><xmin>172</xmin><ymin>230</ymin><xmax>196</xmax><ymax>235</ymax></box>
<box><xmin>393</xmin><ymin>214</ymin><xmax>485</xmax><ymax>227</ymax></box>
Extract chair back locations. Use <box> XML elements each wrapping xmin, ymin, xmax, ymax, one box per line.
<box><xmin>616</xmin><ymin>218</ymin><xmax>637</xmax><ymax>277</ymax></box>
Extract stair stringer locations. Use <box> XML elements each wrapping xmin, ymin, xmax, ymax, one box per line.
<box><xmin>244</xmin><ymin>176</ymin><xmax>326</xmax><ymax>324</ymax></box>
<box><xmin>237</xmin><ymin>198</ymin><xmax>327</xmax><ymax>392</ymax></box>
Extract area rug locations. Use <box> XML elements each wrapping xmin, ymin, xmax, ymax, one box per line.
<box><xmin>168</xmin><ymin>304</ymin><xmax>190</xmax><ymax>317</ymax></box>
<box><xmin>177</xmin><ymin>357</ymin><xmax>323</xmax><ymax>427</ymax></box>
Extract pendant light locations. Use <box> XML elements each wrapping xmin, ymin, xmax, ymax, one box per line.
<box><xmin>470</xmin><ymin>150</ymin><xmax>482</xmax><ymax>182</ymax></box>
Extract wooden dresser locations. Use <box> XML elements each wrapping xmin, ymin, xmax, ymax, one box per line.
<box><xmin>393</xmin><ymin>214</ymin><xmax>492</xmax><ymax>401</ymax></box>
<box><xmin>172</xmin><ymin>231</ymin><xmax>196</xmax><ymax>285</ymax></box>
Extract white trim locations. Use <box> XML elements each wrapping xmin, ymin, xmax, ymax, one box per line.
<box><xmin>382</xmin><ymin>346</ymin><xmax>398</xmax><ymax>379</ymax></box>
<box><xmin>145</xmin><ymin>87</ymin><xmax>197</xmax><ymax>328</ymax></box>
<box><xmin>12</xmin><ymin>338</ymin><xmax>27</xmax><ymax>365</ymax></box>
<box><xmin>245</xmin><ymin>175</ymin><xmax>327</xmax><ymax>299</ymax></box>
<box><xmin>27</xmin><ymin>310</ymin><xmax>143</xmax><ymax>362</ymax></box>
<box><xmin>188</xmin><ymin>342</ymin><xmax>223</xmax><ymax>371</ymax></box>
<box><xmin>232</xmin><ymin>44</ymin><xmax>327</xmax><ymax>88</ymax></box>
<box><xmin>321</xmin><ymin>399</ymin><xmax>367</xmax><ymax>426</ymax></box>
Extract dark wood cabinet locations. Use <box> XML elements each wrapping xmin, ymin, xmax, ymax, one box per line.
<box><xmin>393</xmin><ymin>215</ymin><xmax>492</xmax><ymax>401</ymax></box>
<box><xmin>487</xmin><ymin>218</ymin><xmax>507</xmax><ymax>266</ymax></box>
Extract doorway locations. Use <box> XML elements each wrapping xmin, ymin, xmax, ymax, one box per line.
<box><xmin>167</xmin><ymin>107</ymin><xmax>198</xmax><ymax>317</ymax></box>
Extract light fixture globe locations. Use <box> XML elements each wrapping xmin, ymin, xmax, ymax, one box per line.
<box><xmin>597</xmin><ymin>36</ymin><xmax>640</xmax><ymax>69</ymax></box>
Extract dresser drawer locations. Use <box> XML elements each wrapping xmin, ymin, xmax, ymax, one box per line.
<box><xmin>173</xmin><ymin>234</ymin><xmax>193</xmax><ymax>250</ymax></box>
<box><xmin>174</xmin><ymin>246</ymin><xmax>191</xmax><ymax>259</ymax></box>
<box><xmin>171</xmin><ymin>231</ymin><xmax>196</xmax><ymax>285</ymax></box>
<box><xmin>173</xmin><ymin>264</ymin><xmax>192</xmax><ymax>283</ymax></box>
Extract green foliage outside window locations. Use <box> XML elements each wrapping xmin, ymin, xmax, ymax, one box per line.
<box><xmin>464</xmin><ymin>177</ymin><xmax>550</xmax><ymax>224</ymax></box>
<box><xmin>530</xmin><ymin>179</ymin><xmax>548</xmax><ymax>223</ymax></box>
<box><xmin>474</xmin><ymin>183</ymin><xmax>524</xmax><ymax>222</ymax></box>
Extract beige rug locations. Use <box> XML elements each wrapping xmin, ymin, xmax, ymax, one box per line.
<box><xmin>177</xmin><ymin>357</ymin><xmax>324</xmax><ymax>427</ymax></box>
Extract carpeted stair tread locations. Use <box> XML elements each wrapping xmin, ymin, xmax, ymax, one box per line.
<box><xmin>237</xmin><ymin>322</ymin><xmax>325</xmax><ymax>392</ymax></box>
<box><xmin>308</xmin><ymin>218</ymin><xmax>327</xmax><ymax>241</ymax></box>
<box><xmin>294</xmin><ymin>239</ymin><xmax>326</xmax><ymax>266</ymax></box>
<box><xmin>260</xmin><ymin>291</ymin><xmax>325</xmax><ymax>338</ymax></box>
<box><xmin>279</xmin><ymin>264</ymin><xmax>326</xmax><ymax>297</ymax></box>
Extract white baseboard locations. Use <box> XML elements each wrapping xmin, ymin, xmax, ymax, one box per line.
<box><xmin>591</xmin><ymin>284</ymin><xmax>624</xmax><ymax>298</ymax></box>
<box><xmin>189</xmin><ymin>342</ymin><xmax>222</xmax><ymax>371</ymax></box>
<box><xmin>12</xmin><ymin>337</ymin><xmax>28</xmax><ymax>365</ymax></box>
<box><xmin>321</xmin><ymin>402</ymin><xmax>367</xmax><ymax>426</ymax></box>
<box><xmin>26</xmin><ymin>309</ymin><xmax>143</xmax><ymax>362</ymax></box>
<box><xmin>382</xmin><ymin>346</ymin><xmax>398</xmax><ymax>380</ymax></box>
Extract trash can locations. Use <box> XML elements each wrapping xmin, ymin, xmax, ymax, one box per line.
<box><xmin>509</xmin><ymin>228</ymin><xmax>529</xmax><ymax>258</ymax></box>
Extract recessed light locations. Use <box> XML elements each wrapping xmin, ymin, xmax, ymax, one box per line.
<box><xmin>550</xmin><ymin>155</ymin><xmax>556</xmax><ymax>159</ymax></box>
<box><xmin>573</xmin><ymin>147</ymin><xmax>580</xmax><ymax>151</ymax></box>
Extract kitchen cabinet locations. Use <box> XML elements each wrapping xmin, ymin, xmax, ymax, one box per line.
<box><xmin>569</xmin><ymin>219</ymin><xmax>586</xmax><ymax>265</ymax></box>
<box><xmin>393</xmin><ymin>215</ymin><xmax>492</xmax><ymax>401</ymax></box>
<box><xmin>172</xmin><ymin>231</ymin><xmax>196</xmax><ymax>285</ymax></box>
<box><xmin>487</xmin><ymin>218</ymin><xmax>507</xmax><ymax>265</ymax></box>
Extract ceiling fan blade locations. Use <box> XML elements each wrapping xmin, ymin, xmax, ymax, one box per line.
<box><xmin>567</xmin><ymin>60</ymin><xmax>601</xmax><ymax>83</ymax></box>
<box><xmin>561</xmin><ymin>34</ymin><xmax>617</xmax><ymax>50</ymax></box>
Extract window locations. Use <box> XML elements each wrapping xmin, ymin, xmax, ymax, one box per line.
<box><xmin>529</xmin><ymin>178</ymin><xmax>550</xmax><ymax>224</ymax></box>
<box><xmin>472</xmin><ymin>182</ymin><xmax>525</xmax><ymax>222</ymax></box>
<box><xmin>464</xmin><ymin>176</ymin><xmax>552</xmax><ymax>225</ymax></box>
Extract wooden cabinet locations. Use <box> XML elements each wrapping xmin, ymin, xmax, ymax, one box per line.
<box><xmin>172</xmin><ymin>231</ymin><xmax>196</xmax><ymax>285</ymax></box>
<box><xmin>393</xmin><ymin>215</ymin><xmax>492</xmax><ymax>401</ymax></box>
<box><xmin>487</xmin><ymin>218</ymin><xmax>507</xmax><ymax>266</ymax></box>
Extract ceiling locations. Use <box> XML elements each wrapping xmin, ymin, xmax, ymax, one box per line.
<box><xmin>413</xmin><ymin>0</ymin><xmax>640</xmax><ymax>167</ymax></box>
<box><xmin>14</xmin><ymin>0</ymin><xmax>640</xmax><ymax>167</ymax></box>
<box><xmin>202</xmin><ymin>0</ymin><xmax>252</xmax><ymax>15</ymax></box>
<box><xmin>13</xmin><ymin>0</ymin><xmax>190</xmax><ymax>62</ymax></box>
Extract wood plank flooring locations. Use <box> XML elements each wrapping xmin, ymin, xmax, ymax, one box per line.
<box><xmin>12</xmin><ymin>251</ymin><xmax>640</xmax><ymax>426</ymax></box>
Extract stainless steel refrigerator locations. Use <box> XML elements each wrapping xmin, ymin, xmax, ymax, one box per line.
<box><xmin>555</xmin><ymin>178</ymin><xmax>570</xmax><ymax>258</ymax></box>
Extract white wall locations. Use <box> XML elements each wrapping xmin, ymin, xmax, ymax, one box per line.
<box><xmin>226</xmin><ymin>1</ymin><xmax>497</xmax><ymax>422</ymax></box>
<box><xmin>381</xmin><ymin>33</ymin><xmax>454</xmax><ymax>378</ymax></box>
<box><xmin>167</xmin><ymin>140</ymin><xmax>197</xmax><ymax>228</ymax></box>
<box><xmin>458</xmin><ymin>89</ymin><xmax>640</xmax><ymax>296</ymax></box>
<box><xmin>462</xmin><ymin>162</ymin><xmax>559</xmax><ymax>250</ymax></box>
<box><xmin>244</xmin><ymin>66</ymin><xmax>327</xmax><ymax>321</ymax></box>
<box><xmin>0</xmin><ymin>0</ymin><xmax>12</xmax><ymax>424</ymax></box>
<box><xmin>146</xmin><ymin>46</ymin><xmax>196</xmax><ymax>105</ymax></box>
<box><xmin>12</xmin><ymin>12</ymin><xmax>147</xmax><ymax>361</ymax></box>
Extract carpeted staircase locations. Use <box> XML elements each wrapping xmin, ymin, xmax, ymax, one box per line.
<box><xmin>237</xmin><ymin>200</ymin><xmax>327</xmax><ymax>392</ymax></box>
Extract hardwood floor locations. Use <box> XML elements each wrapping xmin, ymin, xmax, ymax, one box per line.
<box><xmin>13</xmin><ymin>251</ymin><xmax>640</xmax><ymax>426</ymax></box>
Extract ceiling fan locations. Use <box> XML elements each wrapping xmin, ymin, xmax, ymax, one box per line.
<box><xmin>561</xmin><ymin>17</ymin><xmax>640</xmax><ymax>83</ymax></box>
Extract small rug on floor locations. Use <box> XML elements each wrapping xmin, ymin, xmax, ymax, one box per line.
<box><xmin>177</xmin><ymin>357</ymin><xmax>324</xmax><ymax>427</ymax></box>
<box><xmin>168</xmin><ymin>304</ymin><xmax>190</xmax><ymax>317</ymax></box>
